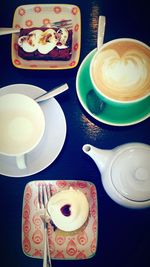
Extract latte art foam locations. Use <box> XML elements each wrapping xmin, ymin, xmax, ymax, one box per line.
<box><xmin>91</xmin><ymin>40</ymin><xmax>150</xmax><ymax>101</ymax></box>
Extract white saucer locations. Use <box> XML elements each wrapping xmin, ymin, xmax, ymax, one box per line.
<box><xmin>0</xmin><ymin>84</ymin><xmax>67</xmax><ymax>177</ymax></box>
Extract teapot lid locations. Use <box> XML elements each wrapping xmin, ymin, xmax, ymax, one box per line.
<box><xmin>111</xmin><ymin>144</ymin><xmax>150</xmax><ymax>202</ymax></box>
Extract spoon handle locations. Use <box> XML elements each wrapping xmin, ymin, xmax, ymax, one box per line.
<box><xmin>97</xmin><ymin>16</ymin><xmax>106</xmax><ymax>50</ymax></box>
<box><xmin>35</xmin><ymin>83</ymin><xmax>69</xmax><ymax>103</ymax></box>
<box><xmin>0</xmin><ymin>27</ymin><xmax>20</xmax><ymax>35</ymax></box>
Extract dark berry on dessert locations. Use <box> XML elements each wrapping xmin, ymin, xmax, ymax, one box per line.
<box><xmin>60</xmin><ymin>204</ymin><xmax>71</xmax><ymax>216</ymax></box>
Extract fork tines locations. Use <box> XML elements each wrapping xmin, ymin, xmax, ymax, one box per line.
<box><xmin>51</xmin><ymin>19</ymin><xmax>72</xmax><ymax>29</ymax></box>
<box><xmin>38</xmin><ymin>183</ymin><xmax>51</xmax><ymax>209</ymax></box>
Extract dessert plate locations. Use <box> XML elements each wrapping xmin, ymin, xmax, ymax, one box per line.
<box><xmin>11</xmin><ymin>4</ymin><xmax>81</xmax><ymax>70</ymax></box>
<box><xmin>76</xmin><ymin>49</ymin><xmax>150</xmax><ymax>126</ymax></box>
<box><xmin>22</xmin><ymin>180</ymin><xmax>98</xmax><ymax>260</ymax></box>
<box><xmin>0</xmin><ymin>84</ymin><xmax>66</xmax><ymax>177</ymax></box>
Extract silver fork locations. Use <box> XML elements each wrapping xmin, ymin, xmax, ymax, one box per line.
<box><xmin>50</xmin><ymin>19</ymin><xmax>72</xmax><ymax>29</ymax></box>
<box><xmin>0</xmin><ymin>19</ymin><xmax>73</xmax><ymax>36</ymax></box>
<box><xmin>38</xmin><ymin>183</ymin><xmax>52</xmax><ymax>267</ymax></box>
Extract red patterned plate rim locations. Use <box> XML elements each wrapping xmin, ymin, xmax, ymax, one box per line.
<box><xmin>11</xmin><ymin>4</ymin><xmax>81</xmax><ymax>70</ymax></box>
<box><xmin>22</xmin><ymin>180</ymin><xmax>98</xmax><ymax>260</ymax></box>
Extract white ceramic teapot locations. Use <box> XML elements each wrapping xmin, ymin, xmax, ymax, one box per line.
<box><xmin>83</xmin><ymin>142</ymin><xmax>150</xmax><ymax>208</ymax></box>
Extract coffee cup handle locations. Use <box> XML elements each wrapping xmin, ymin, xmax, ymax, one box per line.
<box><xmin>16</xmin><ymin>155</ymin><xmax>26</xmax><ymax>169</ymax></box>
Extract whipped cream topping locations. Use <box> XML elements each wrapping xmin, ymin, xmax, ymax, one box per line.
<box><xmin>47</xmin><ymin>187</ymin><xmax>89</xmax><ymax>231</ymax></box>
<box><xmin>18</xmin><ymin>28</ymin><xmax>69</xmax><ymax>54</ymax></box>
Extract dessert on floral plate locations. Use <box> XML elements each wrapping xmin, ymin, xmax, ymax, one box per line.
<box><xmin>47</xmin><ymin>187</ymin><xmax>90</xmax><ymax>232</ymax></box>
<box><xmin>12</xmin><ymin>4</ymin><xmax>81</xmax><ymax>69</ymax></box>
<box><xmin>22</xmin><ymin>180</ymin><xmax>98</xmax><ymax>260</ymax></box>
<box><xmin>18</xmin><ymin>27</ymin><xmax>73</xmax><ymax>61</ymax></box>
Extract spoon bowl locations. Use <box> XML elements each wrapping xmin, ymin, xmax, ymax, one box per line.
<box><xmin>86</xmin><ymin>89</ymin><xmax>105</xmax><ymax>114</ymax></box>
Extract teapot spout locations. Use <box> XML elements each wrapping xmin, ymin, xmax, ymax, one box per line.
<box><xmin>82</xmin><ymin>144</ymin><xmax>113</xmax><ymax>173</ymax></box>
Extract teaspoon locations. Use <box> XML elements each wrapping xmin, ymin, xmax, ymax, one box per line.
<box><xmin>35</xmin><ymin>83</ymin><xmax>69</xmax><ymax>103</ymax></box>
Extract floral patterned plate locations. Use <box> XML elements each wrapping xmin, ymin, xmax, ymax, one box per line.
<box><xmin>11</xmin><ymin>4</ymin><xmax>81</xmax><ymax>69</ymax></box>
<box><xmin>22</xmin><ymin>180</ymin><xmax>98</xmax><ymax>260</ymax></box>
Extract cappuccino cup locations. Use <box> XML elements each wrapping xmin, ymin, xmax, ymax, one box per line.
<box><xmin>90</xmin><ymin>38</ymin><xmax>150</xmax><ymax>106</ymax></box>
<box><xmin>0</xmin><ymin>93</ymin><xmax>45</xmax><ymax>169</ymax></box>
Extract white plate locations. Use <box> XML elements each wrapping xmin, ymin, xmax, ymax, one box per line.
<box><xmin>0</xmin><ymin>84</ymin><xmax>67</xmax><ymax>177</ymax></box>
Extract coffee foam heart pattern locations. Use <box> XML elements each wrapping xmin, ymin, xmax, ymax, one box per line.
<box><xmin>92</xmin><ymin>46</ymin><xmax>150</xmax><ymax>101</ymax></box>
<box><xmin>102</xmin><ymin>49</ymin><xmax>148</xmax><ymax>86</ymax></box>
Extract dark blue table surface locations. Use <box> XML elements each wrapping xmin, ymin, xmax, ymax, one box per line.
<box><xmin>0</xmin><ymin>1</ymin><xmax>150</xmax><ymax>267</ymax></box>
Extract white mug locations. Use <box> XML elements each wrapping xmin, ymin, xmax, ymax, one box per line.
<box><xmin>0</xmin><ymin>93</ymin><xmax>45</xmax><ymax>169</ymax></box>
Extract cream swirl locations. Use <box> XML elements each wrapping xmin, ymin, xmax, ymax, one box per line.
<box><xmin>18</xmin><ymin>27</ymin><xmax>69</xmax><ymax>54</ymax></box>
<box><xmin>18</xmin><ymin>30</ymin><xmax>42</xmax><ymax>53</ymax></box>
<box><xmin>47</xmin><ymin>187</ymin><xmax>89</xmax><ymax>231</ymax></box>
